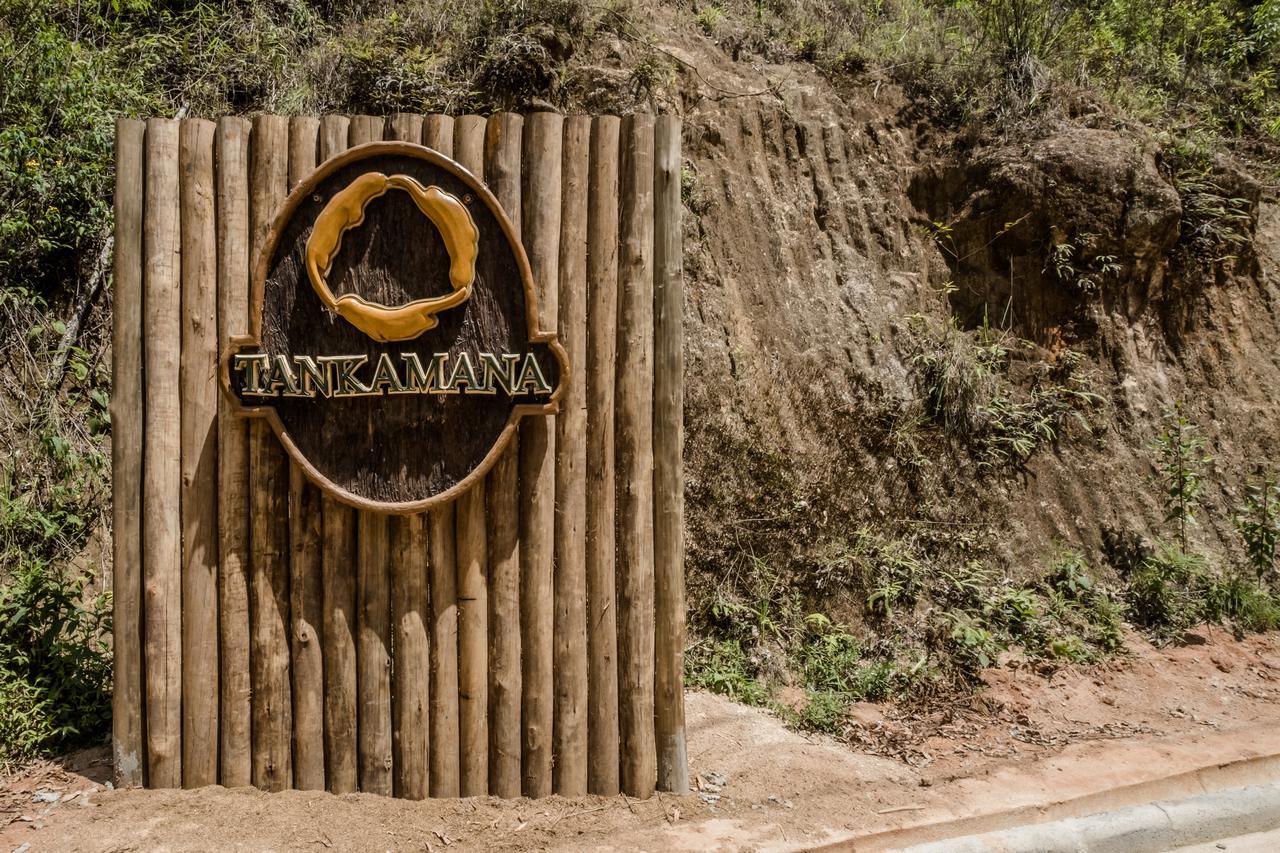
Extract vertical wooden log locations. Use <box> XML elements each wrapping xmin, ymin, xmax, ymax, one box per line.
<box><xmin>585</xmin><ymin>115</ymin><xmax>622</xmax><ymax>796</ymax></box>
<box><xmin>653</xmin><ymin>114</ymin><xmax>689</xmax><ymax>795</ymax></box>
<box><xmin>357</xmin><ymin>512</ymin><xmax>393</xmax><ymax>796</ymax></box>
<box><xmin>249</xmin><ymin>114</ymin><xmax>292</xmax><ymax>792</ymax></box>
<box><xmin>288</xmin><ymin>117</ymin><xmax>320</xmax><ymax>188</ymax></box>
<box><xmin>216</xmin><ymin>116</ymin><xmax>253</xmax><ymax>788</ymax></box>
<box><xmin>452</xmin><ymin>115</ymin><xmax>483</xmax><ymax>171</ymax></box>
<box><xmin>388</xmin><ymin>112</ymin><xmax>424</xmax><ymax>147</ymax></box>
<box><xmin>455</xmin><ymin>483</ymin><xmax>488</xmax><ymax>796</ymax></box>
<box><xmin>317</xmin><ymin>112</ymin><xmax>358</xmax><ymax>794</ymax></box>
<box><xmin>615</xmin><ymin>113</ymin><xmax>657</xmax><ymax>799</ymax></box>
<box><xmin>284</xmin><ymin>116</ymin><xmax>326</xmax><ymax>793</ymax></box>
<box><xmin>519</xmin><ymin>112</ymin><xmax>562</xmax><ymax>799</ymax></box>
<box><xmin>391</xmin><ymin>514</ymin><xmax>429</xmax><ymax>800</ymax></box>
<box><xmin>484</xmin><ymin>112</ymin><xmax>523</xmax><ymax>799</ymax></box>
<box><xmin>111</xmin><ymin>118</ymin><xmax>145</xmax><ymax>788</ymax></box>
<box><xmin>319</xmin><ymin>114</ymin><xmax>352</xmax><ymax>162</ymax></box>
<box><xmin>142</xmin><ymin>117</ymin><xmax>183</xmax><ymax>789</ymax></box>
<box><xmin>384</xmin><ymin>109</ymin><xmax>430</xmax><ymax>802</ymax></box>
<box><xmin>451</xmin><ymin>113</ymin><xmax>489</xmax><ymax>798</ymax></box>
<box><xmin>351</xmin><ymin>113</ymin><xmax>394</xmax><ymax>796</ymax></box>
<box><xmin>553</xmin><ymin>116</ymin><xmax>590</xmax><ymax>796</ymax></box>
<box><xmin>349</xmin><ymin>113</ymin><xmax>383</xmax><ymax>147</ymax></box>
<box><xmin>179</xmin><ymin>118</ymin><xmax>219</xmax><ymax>789</ymax></box>
<box><xmin>429</xmin><ymin>503</ymin><xmax>460</xmax><ymax>797</ymax></box>
<box><xmin>288</xmin><ymin>465</ymin><xmax>325</xmax><ymax>791</ymax></box>
<box><xmin>321</xmin><ymin>495</ymin><xmax>358</xmax><ymax>793</ymax></box>
<box><xmin>424</xmin><ymin>114</ymin><xmax>455</xmax><ymax>156</ymax></box>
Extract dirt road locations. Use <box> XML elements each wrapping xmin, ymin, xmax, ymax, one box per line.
<box><xmin>3</xmin><ymin>628</ymin><xmax>1277</xmax><ymax>851</ymax></box>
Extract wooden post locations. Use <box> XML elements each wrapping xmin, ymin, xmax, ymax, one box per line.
<box><xmin>391</xmin><ymin>514</ymin><xmax>429</xmax><ymax>799</ymax></box>
<box><xmin>249</xmin><ymin>114</ymin><xmax>292</xmax><ymax>792</ymax></box>
<box><xmin>388</xmin><ymin>112</ymin><xmax>424</xmax><ymax>147</ymax></box>
<box><xmin>317</xmin><ymin>112</ymin><xmax>358</xmax><ymax>795</ymax></box>
<box><xmin>348</xmin><ymin>113</ymin><xmax>393</xmax><ymax>796</ymax></box>
<box><xmin>392</xmin><ymin>113</ymin><xmax>462</xmax><ymax>800</ymax></box>
<box><xmin>179</xmin><ymin>118</ymin><xmax>219</xmax><ymax>789</ymax></box>
<box><xmin>519</xmin><ymin>112</ymin><xmax>562</xmax><ymax>799</ymax></box>
<box><xmin>424</xmin><ymin>113</ymin><xmax>455</xmax><ymax>156</ymax></box>
<box><xmin>455</xmin><ymin>484</ymin><xmax>487</xmax><ymax>796</ymax></box>
<box><xmin>111</xmin><ymin>118</ymin><xmax>145</xmax><ymax>788</ymax></box>
<box><xmin>289</xmin><ymin>465</ymin><xmax>325</xmax><ymax>791</ymax></box>
<box><xmin>553</xmin><ymin>116</ymin><xmax>590</xmax><ymax>796</ymax></box>
<box><xmin>320</xmin><ymin>114</ymin><xmax>352</xmax><ymax>162</ymax></box>
<box><xmin>585</xmin><ymin>115</ymin><xmax>622</xmax><ymax>796</ymax></box>
<box><xmin>452</xmin><ymin>114</ymin><xmax>485</xmax><ymax>173</ymax></box>
<box><xmin>484</xmin><ymin>112</ymin><xmax>523</xmax><ymax>799</ymax></box>
<box><xmin>321</xmin><ymin>495</ymin><xmax>358</xmax><ymax>793</ymax></box>
<box><xmin>615</xmin><ymin>113</ymin><xmax>657</xmax><ymax>799</ymax></box>
<box><xmin>385</xmin><ymin>110</ymin><xmax>430</xmax><ymax>802</ymax></box>
<box><xmin>429</xmin><ymin>502</ymin><xmax>460</xmax><ymax>797</ymax></box>
<box><xmin>216</xmin><ymin>116</ymin><xmax>253</xmax><ymax>788</ymax></box>
<box><xmin>653</xmin><ymin>114</ymin><xmax>689</xmax><ymax>794</ymax></box>
<box><xmin>451</xmin><ymin>113</ymin><xmax>490</xmax><ymax>798</ymax></box>
<box><xmin>358</xmin><ymin>511</ymin><xmax>393</xmax><ymax>796</ymax></box>
<box><xmin>349</xmin><ymin>114</ymin><xmax>383</xmax><ymax>147</ymax></box>
<box><xmin>142</xmin><ymin>117</ymin><xmax>183</xmax><ymax>789</ymax></box>
<box><xmin>284</xmin><ymin>116</ymin><xmax>326</xmax><ymax>793</ymax></box>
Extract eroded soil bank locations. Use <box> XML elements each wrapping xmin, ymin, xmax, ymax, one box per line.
<box><xmin>3</xmin><ymin>628</ymin><xmax>1276</xmax><ymax>852</ymax></box>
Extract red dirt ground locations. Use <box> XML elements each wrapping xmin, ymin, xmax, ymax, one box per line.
<box><xmin>3</xmin><ymin>627</ymin><xmax>1277</xmax><ymax>852</ymax></box>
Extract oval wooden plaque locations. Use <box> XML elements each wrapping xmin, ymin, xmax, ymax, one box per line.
<box><xmin>222</xmin><ymin>141</ymin><xmax>567</xmax><ymax>513</ymax></box>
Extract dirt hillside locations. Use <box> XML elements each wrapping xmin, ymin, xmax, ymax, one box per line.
<box><xmin>639</xmin><ymin>20</ymin><xmax>1280</xmax><ymax>604</ymax></box>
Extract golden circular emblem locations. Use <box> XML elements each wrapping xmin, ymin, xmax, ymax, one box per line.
<box><xmin>304</xmin><ymin>172</ymin><xmax>480</xmax><ymax>342</ymax></box>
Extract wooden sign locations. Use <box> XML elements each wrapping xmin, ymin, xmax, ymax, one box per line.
<box><xmin>223</xmin><ymin>141</ymin><xmax>567</xmax><ymax>512</ymax></box>
<box><xmin>113</xmin><ymin>112</ymin><xmax>687</xmax><ymax>802</ymax></box>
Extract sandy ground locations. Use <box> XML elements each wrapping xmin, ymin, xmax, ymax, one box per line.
<box><xmin>3</xmin><ymin>627</ymin><xmax>1278</xmax><ymax>852</ymax></box>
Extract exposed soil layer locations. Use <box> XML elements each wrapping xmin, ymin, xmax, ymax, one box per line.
<box><xmin>4</xmin><ymin>628</ymin><xmax>1276</xmax><ymax>852</ymax></box>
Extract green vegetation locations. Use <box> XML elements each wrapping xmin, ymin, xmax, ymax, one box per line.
<box><xmin>909</xmin><ymin>315</ymin><xmax>1102</xmax><ymax>469</ymax></box>
<box><xmin>1125</xmin><ymin>544</ymin><xmax>1280</xmax><ymax>637</ymax></box>
<box><xmin>697</xmin><ymin>0</ymin><xmax>1280</xmax><ymax>143</ymax></box>
<box><xmin>688</xmin><ymin>401</ymin><xmax>1276</xmax><ymax>742</ymax></box>
<box><xmin>1235</xmin><ymin>470</ymin><xmax>1279</xmax><ymax>582</ymax></box>
<box><xmin>1151</xmin><ymin>402</ymin><xmax>1212</xmax><ymax>550</ymax></box>
<box><xmin>0</xmin><ymin>281</ymin><xmax>113</xmax><ymax>769</ymax></box>
<box><xmin>0</xmin><ymin>560</ymin><xmax>111</xmax><ymax>773</ymax></box>
<box><xmin>688</xmin><ymin>542</ymin><xmax>1127</xmax><ymax>738</ymax></box>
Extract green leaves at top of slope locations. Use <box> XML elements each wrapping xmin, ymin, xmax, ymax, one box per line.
<box><xmin>0</xmin><ymin>0</ymin><xmax>167</xmax><ymax>293</ymax></box>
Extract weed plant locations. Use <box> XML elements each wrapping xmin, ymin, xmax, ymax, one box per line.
<box><xmin>1235</xmin><ymin>469</ymin><xmax>1279</xmax><ymax>582</ymax></box>
<box><xmin>909</xmin><ymin>316</ymin><xmax>1102</xmax><ymax>469</ymax></box>
<box><xmin>0</xmin><ymin>560</ymin><xmax>111</xmax><ymax>772</ymax></box>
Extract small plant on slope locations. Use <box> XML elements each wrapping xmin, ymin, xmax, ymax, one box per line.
<box><xmin>1234</xmin><ymin>469</ymin><xmax>1279</xmax><ymax>584</ymax></box>
<box><xmin>1151</xmin><ymin>402</ymin><xmax>1212</xmax><ymax>550</ymax></box>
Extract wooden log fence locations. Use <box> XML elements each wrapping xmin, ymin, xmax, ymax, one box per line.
<box><xmin>112</xmin><ymin>112</ymin><xmax>687</xmax><ymax>798</ymax></box>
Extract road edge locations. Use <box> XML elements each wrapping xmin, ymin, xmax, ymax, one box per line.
<box><xmin>814</xmin><ymin>749</ymin><xmax>1280</xmax><ymax>852</ymax></box>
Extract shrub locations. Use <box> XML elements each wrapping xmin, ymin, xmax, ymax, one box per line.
<box><xmin>685</xmin><ymin>639</ymin><xmax>770</xmax><ymax>706</ymax></box>
<box><xmin>796</xmin><ymin>689</ymin><xmax>849</xmax><ymax>733</ymax></box>
<box><xmin>1204</xmin><ymin>572</ymin><xmax>1280</xmax><ymax>633</ymax></box>
<box><xmin>1126</xmin><ymin>544</ymin><xmax>1211</xmax><ymax>635</ymax></box>
<box><xmin>0</xmin><ymin>0</ymin><xmax>165</xmax><ymax>292</ymax></box>
<box><xmin>1150</xmin><ymin>403</ymin><xmax>1212</xmax><ymax>550</ymax></box>
<box><xmin>909</xmin><ymin>318</ymin><xmax>1101</xmax><ymax>470</ymax></box>
<box><xmin>1234</xmin><ymin>469</ymin><xmax>1279</xmax><ymax>583</ymax></box>
<box><xmin>798</xmin><ymin>615</ymin><xmax>864</xmax><ymax>692</ymax></box>
<box><xmin>0</xmin><ymin>560</ymin><xmax>112</xmax><ymax>770</ymax></box>
<box><xmin>1042</xmin><ymin>549</ymin><xmax>1125</xmax><ymax>654</ymax></box>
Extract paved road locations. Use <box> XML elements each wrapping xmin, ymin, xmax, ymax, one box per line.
<box><xmin>1172</xmin><ymin>826</ymin><xmax>1280</xmax><ymax>852</ymax></box>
